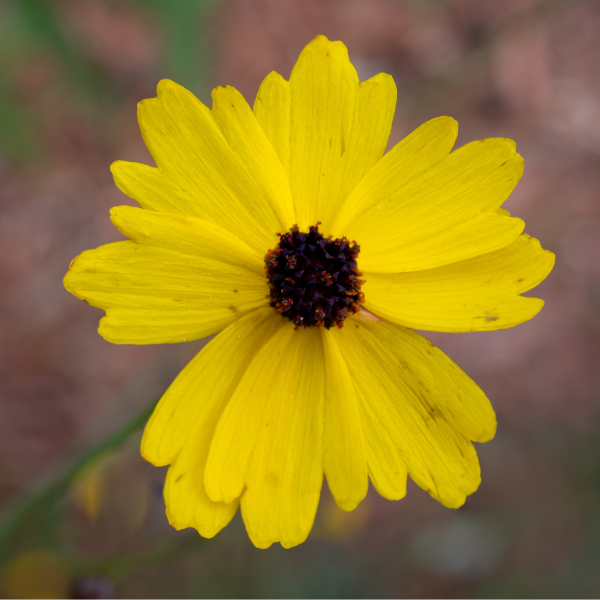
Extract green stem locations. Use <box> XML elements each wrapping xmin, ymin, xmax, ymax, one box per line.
<box><xmin>0</xmin><ymin>400</ymin><xmax>157</xmax><ymax>551</ymax></box>
<box><xmin>99</xmin><ymin>535</ymin><xmax>210</xmax><ymax>581</ymax></box>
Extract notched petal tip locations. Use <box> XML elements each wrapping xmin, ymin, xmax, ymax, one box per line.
<box><xmin>434</xmin><ymin>115</ymin><xmax>459</xmax><ymax>135</ymax></box>
<box><xmin>97</xmin><ymin>316</ymin><xmax>125</xmax><ymax>345</ymax></box>
<box><xmin>516</xmin><ymin>235</ymin><xmax>556</xmax><ymax>292</ymax></box>
<box><xmin>300</xmin><ymin>34</ymin><xmax>351</xmax><ymax>62</ymax></box>
<box><xmin>65</xmin><ymin>255</ymin><xmax>78</xmax><ymax>275</ymax></box>
<box><xmin>280</xmin><ymin>536</ymin><xmax>309</xmax><ymax>550</ymax></box>
<box><xmin>156</xmin><ymin>78</ymin><xmax>180</xmax><ymax>96</ymax></box>
<box><xmin>210</xmin><ymin>84</ymin><xmax>238</xmax><ymax>104</ymax></box>
<box><xmin>421</xmin><ymin>464</ymin><xmax>481</xmax><ymax>509</ymax></box>
<box><xmin>479</xmin><ymin>136</ymin><xmax>517</xmax><ymax>150</ymax></box>
<box><xmin>374</xmin><ymin>483</ymin><xmax>407</xmax><ymax>502</ymax></box>
<box><xmin>165</xmin><ymin>511</ymin><xmax>188</xmax><ymax>533</ymax></box>
<box><xmin>436</xmin><ymin>493</ymin><xmax>468</xmax><ymax>510</ymax></box>
<box><xmin>191</xmin><ymin>524</ymin><xmax>224</xmax><ymax>540</ymax></box>
<box><xmin>108</xmin><ymin>205</ymin><xmax>147</xmax><ymax>241</ymax></box>
<box><xmin>108</xmin><ymin>204</ymin><xmax>125</xmax><ymax>223</ymax></box>
<box><xmin>249</xmin><ymin>537</ymin><xmax>275</xmax><ymax>550</ymax></box>
<box><xmin>359</xmin><ymin>71</ymin><xmax>396</xmax><ymax>89</ymax></box>
<box><xmin>109</xmin><ymin>160</ymin><xmax>136</xmax><ymax>191</ymax></box>
<box><xmin>246</xmin><ymin>526</ymin><xmax>312</xmax><ymax>550</ymax></box>
<box><xmin>136</xmin><ymin>79</ymin><xmax>183</xmax><ymax>125</ymax></box>
<box><xmin>257</xmin><ymin>70</ymin><xmax>288</xmax><ymax>90</ymax></box>
<box><xmin>335</xmin><ymin>495</ymin><xmax>365</xmax><ymax>513</ymax></box>
<box><xmin>464</xmin><ymin>137</ymin><xmax>523</xmax><ymax>172</ymax></box>
<box><xmin>499</xmin><ymin>140</ymin><xmax>525</xmax><ymax>174</ymax></box>
<box><xmin>165</xmin><ymin>497</ymin><xmax>234</xmax><ymax>539</ymax></box>
<box><xmin>140</xmin><ymin>448</ymin><xmax>163</xmax><ymax>468</ymax></box>
<box><xmin>140</xmin><ymin>421</ymin><xmax>170</xmax><ymax>467</ymax></box>
<box><xmin>63</xmin><ymin>252</ymin><xmax>89</xmax><ymax>295</ymax></box>
<box><xmin>469</xmin><ymin>410</ymin><xmax>497</xmax><ymax>444</ymax></box>
<box><xmin>519</xmin><ymin>296</ymin><xmax>545</xmax><ymax>315</ymax></box>
<box><xmin>542</xmin><ymin>246</ymin><xmax>557</xmax><ymax>266</ymax></box>
<box><xmin>308</xmin><ymin>33</ymin><xmax>335</xmax><ymax>46</ymax></box>
<box><xmin>109</xmin><ymin>160</ymin><xmax>122</xmax><ymax>173</ymax></box>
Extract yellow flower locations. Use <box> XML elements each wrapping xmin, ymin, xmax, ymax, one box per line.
<box><xmin>64</xmin><ymin>36</ymin><xmax>554</xmax><ymax>549</ymax></box>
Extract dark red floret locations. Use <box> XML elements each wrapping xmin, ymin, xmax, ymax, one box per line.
<box><xmin>265</xmin><ymin>224</ymin><xmax>364</xmax><ymax>329</ymax></box>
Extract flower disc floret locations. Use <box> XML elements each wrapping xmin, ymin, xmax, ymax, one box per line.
<box><xmin>265</xmin><ymin>224</ymin><xmax>364</xmax><ymax>329</ymax></box>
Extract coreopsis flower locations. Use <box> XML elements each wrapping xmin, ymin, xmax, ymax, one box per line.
<box><xmin>64</xmin><ymin>36</ymin><xmax>554</xmax><ymax>549</ymax></box>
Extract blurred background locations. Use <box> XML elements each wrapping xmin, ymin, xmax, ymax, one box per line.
<box><xmin>0</xmin><ymin>0</ymin><xmax>599</xmax><ymax>597</ymax></box>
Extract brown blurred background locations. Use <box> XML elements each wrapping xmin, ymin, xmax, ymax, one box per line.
<box><xmin>1</xmin><ymin>0</ymin><xmax>600</xmax><ymax>597</ymax></box>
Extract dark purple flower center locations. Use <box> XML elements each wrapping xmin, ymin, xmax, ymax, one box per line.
<box><xmin>265</xmin><ymin>224</ymin><xmax>364</xmax><ymax>329</ymax></box>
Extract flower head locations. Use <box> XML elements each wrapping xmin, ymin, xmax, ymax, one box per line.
<box><xmin>64</xmin><ymin>36</ymin><xmax>554</xmax><ymax>549</ymax></box>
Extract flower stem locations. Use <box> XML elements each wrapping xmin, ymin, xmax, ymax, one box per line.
<box><xmin>0</xmin><ymin>400</ymin><xmax>157</xmax><ymax>554</ymax></box>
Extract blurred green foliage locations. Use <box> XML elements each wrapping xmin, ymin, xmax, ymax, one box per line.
<box><xmin>143</xmin><ymin>0</ymin><xmax>218</xmax><ymax>92</ymax></box>
<box><xmin>0</xmin><ymin>0</ymin><xmax>216</xmax><ymax>164</ymax></box>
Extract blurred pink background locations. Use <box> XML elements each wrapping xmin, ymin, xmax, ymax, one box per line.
<box><xmin>1</xmin><ymin>0</ymin><xmax>599</xmax><ymax>597</ymax></box>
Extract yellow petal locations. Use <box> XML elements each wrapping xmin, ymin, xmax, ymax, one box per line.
<box><xmin>346</xmin><ymin>137</ymin><xmax>525</xmax><ymax>273</ymax></box>
<box><xmin>283</xmin><ymin>35</ymin><xmax>396</xmax><ymax>230</ymax></box>
<box><xmin>332</xmin><ymin>116</ymin><xmax>458</xmax><ymax>233</ymax></box>
<box><xmin>332</xmin><ymin>73</ymin><xmax>397</xmax><ymax>216</ymax></box>
<box><xmin>359</xmin><ymin>389</ymin><xmax>408</xmax><ymax>501</ymax></box>
<box><xmin>205</xmin><ymin>326</ymin><xmax>324</xmax><ymax>549</ymax></box>
<box><xmin>337</xmin><ymin>314</ymin><xmax>408</xmax><ymax>500</ymax></box>
<box><xmin>63</xmin><ymin>206</ymin><xmax>267</xmax><ymax>344</ymax></box>
<box><xmin>322</xmin><ymin>331</ymin><xmax>368</xmax><ymax>512</ymax></box>
<box><xmin>364</xmin><ymin>234</ymin><xmax>555</xmax><ymax>332</ymax></box>
<box><xmin>111</xmin><ymin>205</ymin><xmax>264</xmax><ymax>273</ymax></box>
<box><xmin>111</xmin><ymin>160</ymin><xmax>186</xmax><ymax>216</ymax></box>
<box><xmin>113</xmin><ymin>79</ymin><xmax>288</xmax><ymax>253</ymax></box>
<box><xmin>142</xmin><ymin>307</ymin><xmax>284</xmax><ymax>467</ymax></box>
<box><xmin>253</xmin><ymin>71</ymin><xmax>291</xmax><ymax>180</ymax></box>
<box><xmin>359</xmin><ymin>321</ymin><xmax>494</xmax><ymax>443</ymax></box>
<box><xmin>335</xmin><ymin>320</ymin><xmax>482</xmax><ymax>508</ymax></box>
<box><xmin>147</xmin><ymin>310</ymin><xmax>285</xmax><ymax>538</ymax></box>
<box><xmin>211</xmin><ymin>85</ymin><xmax>295</xmax><ymax>230</ymax></box>
<box><xmin>164</xmin><ymin>441</ymin><xmax>240</xmax><ymax>539</ymax></box>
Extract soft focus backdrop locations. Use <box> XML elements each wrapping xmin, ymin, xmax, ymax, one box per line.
<box><xmin>1</xmin><ymin>0</ymin><xmax>599</xmax><ymax>598</ymax></box>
